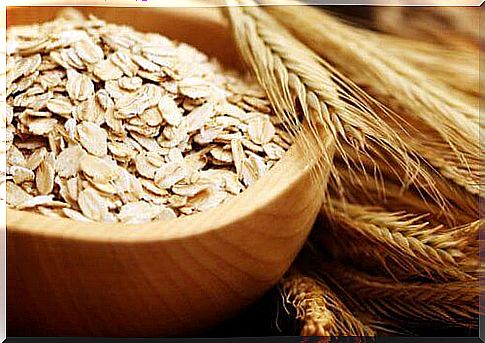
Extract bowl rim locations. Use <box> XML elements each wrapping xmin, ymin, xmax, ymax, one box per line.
<box><xmin>7</xmin><ymin>144</ymin><xmax>318</xmax><ymax>243</ymax></box>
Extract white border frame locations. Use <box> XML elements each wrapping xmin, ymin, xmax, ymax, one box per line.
<box><xmin>1</xmin><ymin>1</ymin><xmax>482</xmax><ymax>341</ymax></box>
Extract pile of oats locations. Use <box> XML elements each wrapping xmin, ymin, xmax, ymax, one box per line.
<box><xmin>5</xmin><ymin>11</ymin><xmax>291</xmax><ymax>224</ymax></box>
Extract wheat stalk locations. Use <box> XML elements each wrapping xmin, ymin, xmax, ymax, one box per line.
<box><xmin>298</xmin><ymin>257</ymin><xmax>481</xmax><ymax>330</ymax></box>
<box><xmin>264</xmin><ymin>4</ymin><xmax>480</xmax><ymax>196</ymax></box>
<box><xmin>337</xmin><ymin>269</ymin><xmax>480</xmax><ymax>326</ymax></box>
<box><xmin>308</xmin><ymin>7</ymin><xmax>479</xmax><ymax>97</ymax></box>
<box><xmin>225</xmin><ymin>3</ymin><xmax>482</xmax><ymax>334</ymax></box>
<box><xmin>333</xmin><ymin>144</ymin><xmax>479</xmax><ymax>225</ymax></box>
<box><xmin>372</xmin><ymin>6</ymin><xmax>479</xmax><ymax>49</ymax></box>
<box><xmin>224</xmin><ymin>0</ymin><xmax>448</xmax><ymax>207</ymax></box>
<box><xmin>280</xmin><ymin>271</ymin><xmax>375</xmax><ymax>337</ymax></box>
<box><xmin>316</xmin><ymin>201</ymin><xmax>481</xmax><ymax>281</ymax></box>
<box><xmin>374</xmin><ymin>36</ymin><xmax>479</xmax><ymax>97</ymax></box>
<box><xmin>315</xmin><ymin>9</ymin><xmax>479</xmax><ymax>97</ymax></box>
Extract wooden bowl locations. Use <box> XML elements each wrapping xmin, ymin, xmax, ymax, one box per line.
<box><xmin>7</xmin><ymin>6</ymin><xmax>328</xmax><ymax>337</ymax></box>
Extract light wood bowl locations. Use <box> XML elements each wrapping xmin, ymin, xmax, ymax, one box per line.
<box><xmin>7</xmin><ymin>6</ymin><xmax>329</xmax><ymax>337</ymax></box>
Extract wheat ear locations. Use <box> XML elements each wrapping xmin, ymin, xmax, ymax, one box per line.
<box><xmin>316</xmin><ymin>201</ymin><xmax>481</xmax><ymax>281</ymax></box>
<box><xmin>372</xmin><ymin>6</ymin><xmax>479</xmax><ymax>49</ymax></box>
<box><xmin>333</xmin><ymin>145</ymin><xmax>479</xmax><ymax>226</ymax></box>
<box><xmin>331</xmin><ymin>9</ymin><xmax>479</xmax><ymax>98</ymax></box>
<box><xmin>224</xmin><ymin>0</ymin><xmax>446</xmax><ymax>206</ymax></box>
<box><xmin>264</xmin><ymin>4</ymin><xmax>480</xmax><ymax>196</ymax></box>
<box><xmin>374</xmin><ymin>35</ymin><xmax>479</xmax><ymax>97</ymax></box>
<box><xmin>299</xmin><ymin>257</ymin><xmax>481</xmax><ymax>329</ymax></box>
<box><xmin>280</xmin><ymin>271</ymin><xmax>375</xmax><ymax>337</ymax></box>
<box><xmin>334</xmin><ymin>170</ymin><xmax>477</xmax><ymax>226</ymax></box>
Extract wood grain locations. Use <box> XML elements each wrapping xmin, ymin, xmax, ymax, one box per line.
<box><xmin>6</xmin><ymin>6</ymin><xmax>331</xmax><ymax>337</ymax></box>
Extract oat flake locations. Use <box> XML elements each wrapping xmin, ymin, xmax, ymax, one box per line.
<box><xmin>6</xmin><ymin>10</ymin><xmax>290</xmax><ymax>223</ymax></box>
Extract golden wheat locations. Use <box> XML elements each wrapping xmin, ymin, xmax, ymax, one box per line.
<box><xmin>224</xmin><ymin>2</ymin><xmax>481</xmax><ymax>336</ymax></box>
<box><xmin>374</xmin><ymin>36</ymin><xmax>479</xmax><ymax>97</ymax></box>
<box><xmin>281</xmin><ymin>272</ymin><xmax>375</xmax><ymax>336</ymax></box>
<box><xmin>372</xmin><ymin>6</ymin><xmax>479</xmax><ymax>49</ymax></box>
<box><xmin>225</xmin><ymin>0</ymin><xmax>448</xmax><ymax>207</ymax></box>
<box><xmin>298</xmin><ymin>257</ymin><xmax>481</xmax><ymax>330</ymax></box>
<box><xmin>333</xmin><ymin>145</ymin><xmax>479</xmax><ymax>226</ymax></box>
<box><xmin>316</xmin><ymin>201</ymin><xmax>480</xmax><ymax>281</ymax></box>
<box><xmin>264</xmin><ymin>4</ymin><xmax>480</xmax><ymax>196</ymax></box>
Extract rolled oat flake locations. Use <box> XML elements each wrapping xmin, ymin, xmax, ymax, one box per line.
<box><xmin>5</xmin><ymin>9</ymin><xmax>290</xmax><ymax>224</ymax></box>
